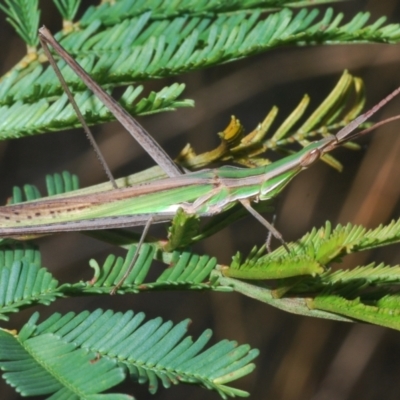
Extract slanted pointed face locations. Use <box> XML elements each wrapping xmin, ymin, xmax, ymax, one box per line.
<box><xmin>299</xmin><ymin>148</ymin><xmax>322</xmax><ymax>168</ymax></box>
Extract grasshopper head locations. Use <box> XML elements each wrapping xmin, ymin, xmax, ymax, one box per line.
<box><xmin>298</xmin><ymin>135</ymin><xmax>338</xmax><ymax>169</ymax></box>
<box><xmin>299</xmin><ymin>148</ymin><xmax>322</xmax><ymax>168</ymax></box>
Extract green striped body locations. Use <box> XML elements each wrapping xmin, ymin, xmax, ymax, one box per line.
<box><xmin>0</xmin><ymin>137</ymin><xmax>330</xmax><ymax>236</ymax></box>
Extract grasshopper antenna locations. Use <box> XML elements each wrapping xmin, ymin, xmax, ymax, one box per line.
<box><xmin>334</xmin><ymin>114</ymin><xmax>400</xmax><ymax>148</ymax></box>
<box><xmin>335</xmin><ymin>85</ymin><xmax>400</xmax><ymax>143</ymax></box>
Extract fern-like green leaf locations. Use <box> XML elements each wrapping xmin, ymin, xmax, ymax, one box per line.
<box><xmin>308</xmin><ymin>295</ymin><xmax>400</xmax><ymax>331</ymax></box>
<box><xmin>53</xmin><ymin>0</ymin><xmax>81</xmax><ymax>22</ymax></box>
<box><xmin>0</xmin><ymin>82</ymin><xmax>193</xmax><ymax>138</ymax></box>
<box><xmin>0</xmin><ymin>310</ymin><xmax>258</xmax><ymax>397</ymax></box>
<box><xmin>78</xmin><ymin>0</ymin><xmax>337</xmax><ymax>24</ymax></box>
<box><xmin>304</xmin><ymin>262</ymin><xmax>400</xmax><ymax>292</ymax></box>
<box><xmin>0</xmin><ymin>0</ymin><xmax>40</xmax><ymax>47</ymax></box>
<box><xmin>226</xmin><ymin>219</ymin><xmax>400</xmax><ymax>280</ymax></box>
<box><xmin>214</xmin><ymin>219</ymin><xmax>400</xmax><ymax>326</ymax></box>
<box><xmin>179</xmin><ymin>71</ymin><xmax>365</xmax><ymax>171</ymax></box>
<box><xmin>226</xmin><ymin>246</ymin><xmax>324</xmax><ymax>279</ymax></box>
<box><xmin>0</xmin><ymin>244</ymin><xmax>60</xmax><ymax>320</ymax></box>
<box><xmin>0</xmin><ymin>318</ymin><xmax>128</xmax><ymax>398</ymax></box>
<box><xmin>69</xmin><ymin>245</ymin><xmax>220</xmax><ymax>295</ymax></box>
<box><xmin>1</xmin><ymin>3</ymin><xmax>399</xmax><ymax>140</ymax></box>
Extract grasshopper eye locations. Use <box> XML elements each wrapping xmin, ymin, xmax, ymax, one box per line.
<box><xmin>300</xmin><ymin>148</ymin><xmax>321</xmax><ymax>167</ymax></box>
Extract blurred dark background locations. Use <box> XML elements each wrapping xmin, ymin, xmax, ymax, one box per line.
<box><xmin>0</xmin><ymin>0</ymin><xmax>399</xmax><ymax>399</ymax></box>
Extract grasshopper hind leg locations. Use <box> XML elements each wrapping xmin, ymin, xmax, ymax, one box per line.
<box><xmin>265</xmin><ymin>214</ymin><xmax>278</xmax><ymax>253</ymax></box>
<box><xmin>239</xmin><ymin>199</ymin><xmax>290</xmax><ymax>254</ymax></box>
<box><xmin>110</xmin><ymin>217</ymin><xmax>154</xmax><ymax>294</ymax></box>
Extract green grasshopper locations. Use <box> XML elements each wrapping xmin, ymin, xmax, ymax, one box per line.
<box><xmin>0</xmin><ymin>27</ymin><xmax>399</xmax><ymax>290</ymax></box>
<box><xmin>0</xmin><ymin>94</ymin><xmax>399</xmax><ymax>237</ymax></box>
